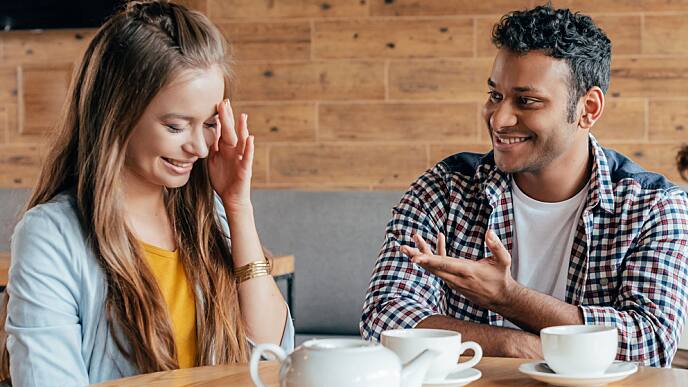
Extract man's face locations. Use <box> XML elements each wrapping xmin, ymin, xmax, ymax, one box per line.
<box><xmin>482</xmin><ymin>49</ymin><xmax>582</xmax><ymax>174</ymax></box>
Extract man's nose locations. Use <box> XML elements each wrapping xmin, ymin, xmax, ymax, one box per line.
<box><xmin>489</xmin><ymin>101</ymin><xmax>518</xmax><ymax>131</ymax></box>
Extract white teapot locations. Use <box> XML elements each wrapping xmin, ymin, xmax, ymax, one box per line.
<box><xmin>250</xmin><ymin>338</ymin><xmax>439</xmax><ymax>387</ymax></box>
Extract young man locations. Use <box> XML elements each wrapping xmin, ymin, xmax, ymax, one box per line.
<box><xmin>360</xmin><ymin>5</ymin><xmax>688</xmax><ymax>367</ymax></box>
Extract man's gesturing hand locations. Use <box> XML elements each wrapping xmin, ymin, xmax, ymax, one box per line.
<box><xmin>400</xmin><ymin>230</ymin><xmax>521</xmax><ymax>310</ymax></box>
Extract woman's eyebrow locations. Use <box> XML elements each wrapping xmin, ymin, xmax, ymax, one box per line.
<box><xmin>159</xmin><ymin>112</ymin><xmax>219</xmax><ymax>122</ymax></box>
<box><xmin>159</xmin><ymin>112</ymin><xmax>194</xmax><ymax>122</ymax></box>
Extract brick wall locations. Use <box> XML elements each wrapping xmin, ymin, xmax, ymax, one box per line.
<box><xmin>1</xmin><ymin>0</ymin><xmax>687</xmax><ymax>189</ymax></box>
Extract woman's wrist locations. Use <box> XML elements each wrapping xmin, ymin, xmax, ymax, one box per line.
<box><xmin>221</xmin><ymin>196</ymin><xmax>253</xmax><ymax>215</ymax></box>
<box><xmin>235</xmin><ymin>260</ymin><xmax>271</xmax><ymax>283</ymax></box>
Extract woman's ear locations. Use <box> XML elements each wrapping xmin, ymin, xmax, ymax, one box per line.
<box><xmin>578</xmin><ymin>86</ymin><xmax>605</xmax><ymax>130</ymax></box>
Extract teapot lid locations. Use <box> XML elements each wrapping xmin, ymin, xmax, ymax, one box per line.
<box><xmin>302</xmin><ymin>339</ymin><xmax>381</xmax><ymax>353</ymax></box>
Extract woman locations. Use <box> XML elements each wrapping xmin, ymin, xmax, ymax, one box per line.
<box><xmin>0</xmin><ymin>1</ymin><xmax>292</xmax><ymax>385</ymax></box>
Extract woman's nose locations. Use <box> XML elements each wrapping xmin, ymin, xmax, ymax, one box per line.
<box><xmin>182</xmin><ymin>127</ymin><xmax>210</xmax><ymax>158</ymax></box>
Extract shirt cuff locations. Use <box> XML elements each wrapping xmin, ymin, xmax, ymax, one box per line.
<box><xmin>280</xmin><ymin>304</ymin><xmax>295</xmax><ymax>352</ymax></box>
<box><xmin>579</xmin><ymin>304</ymin><xmax>619</xmax><ymax>326</ymax></box>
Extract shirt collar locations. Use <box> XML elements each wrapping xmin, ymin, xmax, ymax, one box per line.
<box><xmin>481</xmin><ymin>133</ymin><xmax>614</xmax><ymax>214</ymax></box>
<box><xmin>587</xmin><ymin>134</ymin><xmax>615</xmax><ymax>214</ymax></box>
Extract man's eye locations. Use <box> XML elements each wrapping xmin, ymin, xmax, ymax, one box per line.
<box><xmin>488</xmin><ymin>91</ymin><xmax>502</xmax><ymax>102</ymax></box>
<box><xmin>518</xmin><ymin>97</ymin><xmax>537</xmax><ymax>106</ymax></box>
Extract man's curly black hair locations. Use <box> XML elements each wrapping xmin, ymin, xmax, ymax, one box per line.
<box><xmin>492</xmin><ymin>4</ymin><xmax>612</xmax><ymax>123</ymax></box>
<box><xmin>678</xmin><ymin>145</ymin><xmax>688</xmax><ymax>182</ymax></box>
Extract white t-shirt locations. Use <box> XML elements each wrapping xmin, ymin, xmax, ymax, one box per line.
<box><xmin>503</xmin><ymin>178</ymin><xmax>589</xmax><ymax>329</ymax></box>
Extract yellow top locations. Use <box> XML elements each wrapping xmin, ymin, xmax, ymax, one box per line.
<box><xmin>141</xmin><ymin>241</ymin><xmax>197</xmax><ymax>368</ymax></box>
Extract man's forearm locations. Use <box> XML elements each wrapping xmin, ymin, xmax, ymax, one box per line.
<box><xmin>494</xmin><ymin>284</ymin><xmax>584</xmax><ymax>334</ymax></box>
<box><xmin>416</xmin><ymin>315</ymin><xmax>542</xmax><ymax>359</ymax></box>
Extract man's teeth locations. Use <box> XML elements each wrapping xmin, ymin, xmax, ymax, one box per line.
<box><xmin>499</xmin><ymin>137</ymin><xmax>529</xmax><ymax>144</ymax></box>
<box><xmin>166</xmin><ymin>158</ymin><xmax>191</xmax><ymax>168</ymax></box>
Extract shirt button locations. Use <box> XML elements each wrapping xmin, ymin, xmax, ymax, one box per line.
<box><xmin>600</xmin><ymin>278</ymin><xmax>609</xmax><ymax>286</ymax></box>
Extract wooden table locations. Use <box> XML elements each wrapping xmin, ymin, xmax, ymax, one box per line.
<box><xmin>92</xmin><ymin>357</ymin><xmax>688</xmax><ymax>386</ymax></box>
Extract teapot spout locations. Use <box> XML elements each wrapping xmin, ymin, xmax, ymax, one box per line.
<box><xmin>400</xmin><ymin>349</ymin><xmax>440</xmax><ymax>387</ymax></box>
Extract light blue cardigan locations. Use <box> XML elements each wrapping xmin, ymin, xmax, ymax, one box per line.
<box><xmin>5</xmin><ymin>193</ymin><xmax>294</xmax><ymax>386</ymax></box>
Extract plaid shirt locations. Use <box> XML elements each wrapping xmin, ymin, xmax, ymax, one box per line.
<box><xmin>360</xmin><ymin>135</ymin><xmax>688</xmax><ymax>367</ymax></box>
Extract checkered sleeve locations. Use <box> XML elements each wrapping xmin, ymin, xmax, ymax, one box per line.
<box><xmin>360</xmin><ymin>165</ymin><xmax>450</xmax><ymax>342</ymax></box>
<box><xmin>580</xmin><ymin>190</ymin><xmax>688</xmax><ymax>367</ymax></box>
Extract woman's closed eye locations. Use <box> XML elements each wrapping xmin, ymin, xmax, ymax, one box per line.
<box><xmin>165</xmin><ymin>122</ymin><xmax>217</xmax><ymax>133</ymax></box>
<box><xmin>165</xmin><ymin>124</ymin><xmax>184</xmax><ymax>133</ymax></box>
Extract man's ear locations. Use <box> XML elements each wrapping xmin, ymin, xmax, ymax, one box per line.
<box><xmin>577</xmin><ymin>86</ymin><xmax>605</xmax><ymax>130</ymax></box>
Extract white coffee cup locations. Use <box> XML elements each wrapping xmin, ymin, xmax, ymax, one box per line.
<box><xmin>540</xmin><ymin>325</ymin><xmax>618</xmax><ymax>376</ymax></box>
<box><xmin>381</xmin><ymin>328</ymin><xmax>482</xmax><ymax>381</ymax></box>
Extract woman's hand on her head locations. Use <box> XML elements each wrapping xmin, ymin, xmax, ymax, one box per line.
<box><xmin>208</xmin><ymin>99</ymin><xmax>254</xmax><ymax>212</ymax></box>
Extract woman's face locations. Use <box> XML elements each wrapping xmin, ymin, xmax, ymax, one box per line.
<box><xmin>124</xmin><ymin>66</ymin><xmax>225</xmax><ymax>190</ymax></box>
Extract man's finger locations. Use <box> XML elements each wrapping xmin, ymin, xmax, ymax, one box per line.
<box><xmin>413</xmin><ymin>233</ymin><xmax>434</xmax><ymax>255</ymax></box>
<box><xmin>412</xmin><ymin>254</ymin><xmax>471</xmax><ymax>277</ymax></box>
<box><xmin>485</xmin><ymin>229</ymin><xmax>510</xmax><ymax>266</ymax></box>
<box><xmin>400</xmin><ymin>245</ymin><xmax>422</xmax><ymax>258</ymax></box>
<box><xmin>438</xmin><ymin>232</ymin><xmax>447</xmax><ymax>257</ymax></box>
<box><xmin>415</xmin><ymin>258</ymin><xmax>467</xmax><ymax>288</ymax></box>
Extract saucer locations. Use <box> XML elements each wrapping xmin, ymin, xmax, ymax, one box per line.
<box><xmin>518</xmin><ymin>361</ymin><xmax>638</xmax><ymax>386</ymax></box>
<box><xmin>422</xmin><ymin>368</ymin><xmax>482</xmax><ymax>387</ymax></box>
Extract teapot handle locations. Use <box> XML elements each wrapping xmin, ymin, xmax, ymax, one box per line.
<box><xmin>250</xmin><ymin>343</ymin><xmax>288</xmax><ymax>387</ymax></box>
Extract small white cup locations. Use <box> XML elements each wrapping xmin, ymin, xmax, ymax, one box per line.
<box><xmin>540</xmin><ymin>325</ymin><xmax>618</xmax><ymax>376</ymax></box>
<box><xmin>381</xmin><ymin>328</ymin><xmax>482</xmax><ymax>381</ymax></box>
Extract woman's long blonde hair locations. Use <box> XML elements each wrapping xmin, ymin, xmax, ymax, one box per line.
<box><xmin>0</xmin><ymin>0</ymin><xmax>249</xmax><ymax>378</ymax></box>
